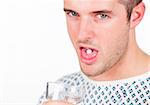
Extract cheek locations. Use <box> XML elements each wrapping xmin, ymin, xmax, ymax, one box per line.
<box><xmin>66</xmin><ymin>21</ymin><xmax>79</xmax><ymax>46</ymax></box>
<box><xmin>95</xmin><ymin>23</ymin><xmax>129</xmax><ymax>57</ymax></box>
<box><xmin>108</xmin><ymin>34</ymin><xmax>128</xmax><ymax>60</ymax></box>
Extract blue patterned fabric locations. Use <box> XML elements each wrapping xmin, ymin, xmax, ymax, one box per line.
<box><xmin>38</xmin><ymin>71</ymin><xmax>150</xmax><ymax>105</ymax></box>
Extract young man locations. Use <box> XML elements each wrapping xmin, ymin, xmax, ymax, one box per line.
<box><xmin>38</xmin><ymin>0</ymin><xmax>150</xmax><ymax>105</ymax></box>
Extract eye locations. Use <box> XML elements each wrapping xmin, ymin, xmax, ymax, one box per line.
<box><xmin>97</xmin><ymin>13</ymin><xmax>109</xmax><ymax>20</ymax></box>
<box><xmin>66</xmin><ymin>11</ymin><xmax>79</xmax><ymax>17</ymax></box>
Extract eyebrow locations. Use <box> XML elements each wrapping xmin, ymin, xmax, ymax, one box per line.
<box><xmin>64</xmin><ymin>8</ymin><xmax>77</xmax><ymax>13</ymax></box>
<box><xmin>92</xmin><ymin>10</ymin><xmax>113</xmax><ymax>14</ymax></box>
<box><xmin>92</xmin><ymin>10</ymin><xmax>112</xmax><ymax>14</ymax></box>
<box><xmin>64</xmin><ymin>8</ymin><xmax>112</xmax><ymax>15</ymax></box>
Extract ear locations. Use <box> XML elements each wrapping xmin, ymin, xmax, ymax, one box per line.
<box><xmin>130</xmin><ymin>2</ymin><xmax>145</xmax><ymax>28</ymax></box>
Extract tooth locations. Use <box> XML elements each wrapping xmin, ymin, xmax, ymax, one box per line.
<box><xmin>86</xmin><ymin>49</ymin><xmax>92</xmax><ymax>54</ymax></box>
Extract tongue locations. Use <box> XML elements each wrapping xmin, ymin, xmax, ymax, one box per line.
<box><xmin>81</xmin><ymin>48</ymin><xmax>97</xmax><ymax>60</ymax></box>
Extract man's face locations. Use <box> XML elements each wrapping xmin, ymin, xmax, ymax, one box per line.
<box><xmin>64</xmin><ymin>0</ymin><xmax>130</xmax><ymax>78</ymax></box>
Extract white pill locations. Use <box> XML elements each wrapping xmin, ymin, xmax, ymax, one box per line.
<box><xmin>86</xmin><ymin>49</ymin><xmax>92</xmax><ymax>54</ymax></box>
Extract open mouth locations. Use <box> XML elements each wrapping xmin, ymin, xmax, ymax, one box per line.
<box><xmin>80</xmin><ymin>46</ymin><xmax>98</xmax><ymax>64</ymax></box>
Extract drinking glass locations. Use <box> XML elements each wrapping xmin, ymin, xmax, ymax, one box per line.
<box><xmin>46</xmin><ymin>81</ymin><xmax>85</xmax><ymax>105</ymax></box>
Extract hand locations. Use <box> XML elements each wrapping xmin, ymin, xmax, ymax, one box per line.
<box><xmin>43</xmin><ymin>100</ymin><xmax>74</xmax><ymax>105</ymax></box>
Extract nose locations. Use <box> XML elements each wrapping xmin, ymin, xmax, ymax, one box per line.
<box><xmin>78</xmin><ymin>17</ymin><xmax>94</xmax><ymax>42</ymax></box>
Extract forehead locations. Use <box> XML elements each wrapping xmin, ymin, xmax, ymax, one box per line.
<box><xmin>64</xmin><ymin>0</ymin><xmax>124</xmax><ymax>13</ymax></box>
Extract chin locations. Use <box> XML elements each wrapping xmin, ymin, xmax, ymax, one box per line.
<box><xmin>78</xmin><ymin>53</ymin><xmax>111</xmax><ymax>77</ymax></box>
<box><xmin>80</xmin><ymin>63</ymin><xmax>105</xmax><ymax>77</ymax></box>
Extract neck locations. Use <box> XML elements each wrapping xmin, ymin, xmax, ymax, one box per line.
<box><xmin>91</xmin><ymin>29</ymin><xmax>150</xmax><ymax>81</ymax></box>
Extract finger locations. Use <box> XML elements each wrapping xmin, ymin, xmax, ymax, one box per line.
<box><xmin>42</xmin><ymin>100</ymin><xmax>74</xmax><ymax>105</ymax></box>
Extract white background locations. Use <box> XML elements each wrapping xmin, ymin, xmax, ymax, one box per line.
<box><xmin>0</xmin><ymin>0</ymin><xmax>149</xmax><ymax>105</ymax></box>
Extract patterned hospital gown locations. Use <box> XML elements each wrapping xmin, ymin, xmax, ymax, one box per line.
<box><xmin>38</xmin><ymin>71</ymin><xmax>150</xmax><ymax>105</ymax></box>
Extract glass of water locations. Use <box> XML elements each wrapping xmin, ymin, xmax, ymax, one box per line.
<box><xmin>46</xmin><ymin>81</ymin><xmax>85</xmax><ymax>105</ymax></box>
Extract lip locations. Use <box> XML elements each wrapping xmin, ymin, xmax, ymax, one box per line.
<box><xmin>79</xmin><ymin>44</ymin><xmax>98</xmax><ymax>65</ymax></box>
